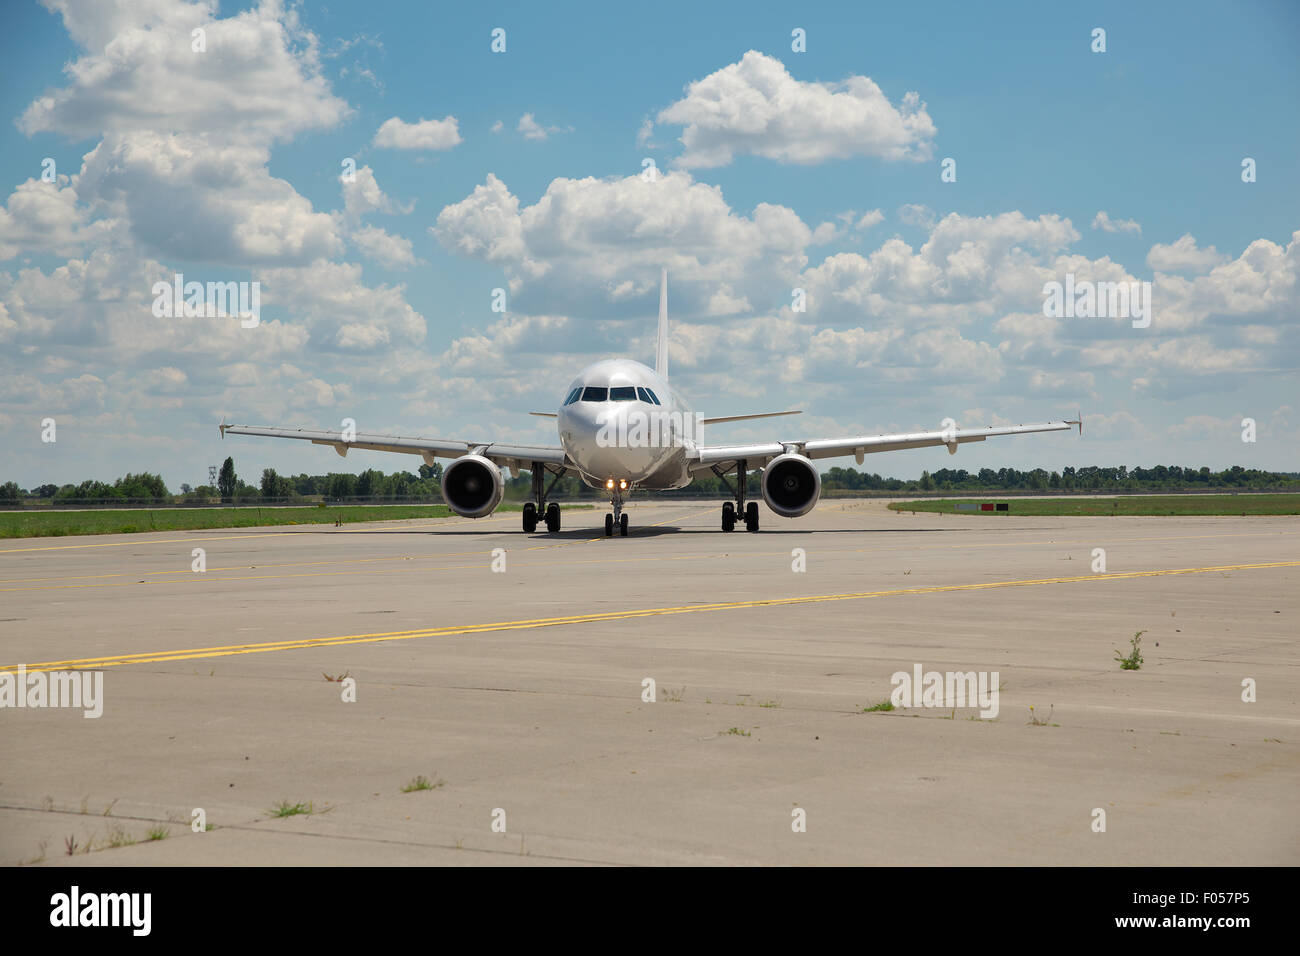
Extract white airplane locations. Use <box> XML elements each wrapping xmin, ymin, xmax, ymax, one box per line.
<box><xmin>221</xmin><ymin>270</ymin><xmax>1079</xmax><ymax>536</ymax></box>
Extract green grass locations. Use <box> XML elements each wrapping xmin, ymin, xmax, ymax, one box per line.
<box><xmin>105</xmin><ymin>827</ymin><xmax>136</xmax><ymax>848</ymax></box>
<box><xmin>144</xmin><ymin>825</ymin><xmax>169</xmax><ymax>841</ymax></box>
<box><xmin>1116</xmin><ymin>631</ymin><xmax>1145</xmax><ymax>670</ymax></box>
<box><xmin>0</xmin><ymin>504</ymin><xmax>520</xmax><ymax>539</ymax></box>
<box><xmin>888</xmin><ymin>494</ymin><xmax>1300</xmax><ymax>517</ymax></box>
<box><xmin>862</xmin><ymin>699</ymin><xmax>896</xmax><ymax>712</ymax></box>
<box><xmin>401</xmin><ymin>775</ymin><xmax>444</xmax><ymax>792</ymax></box>
<box><xmin>1027</xmin><ymin>705</ymin><xmax>1058</xmax><ymax>726</ymax></box>
<box><xmin>269</xmin><ymin>800</ymin><xmax>314</xmax><ymax>818</ymax></box>
<box><xmin>723</xmin><ymin>727</ymin><xmax>752</xmax><ymax>736</ymax></box>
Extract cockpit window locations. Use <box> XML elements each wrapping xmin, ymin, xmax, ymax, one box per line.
<box><xmin>642</xmin><ymin>387</ymin><xmax>661</xmax><ymax>405</ymax></box>
<box><xmin>610</xmin><ymin>386</ymin><xmax>636</xmax><ymax>401</ymax></box>
<box><xmin>581</xmin><ymin>386</ymin><xmax>608</xmax><ymax>402</ymax></box>
<box><xmin>563</xmin><ymin>387</ymin><xmax>582</xmax><ymax>405</ymax></box>
<box><xmin>635</xmin><ymin>387</ymin><xmax>653</xmax><ymax>404</ymax></box>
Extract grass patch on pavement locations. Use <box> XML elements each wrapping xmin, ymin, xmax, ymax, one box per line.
<box><xmin>888</xmin><ymin>494</ymin><xmax>1300</xmax><ymax>517</ymax></box>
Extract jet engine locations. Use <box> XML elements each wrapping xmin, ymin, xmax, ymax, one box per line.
<box><xmin>761</xmin><ymin>453</ymin><xmax>821</xmax><ymax>518</ymax></box>
<box><xmin>441</xmin><ymin>454</ymin><xmax>504</xmax><ymax>518</ymax></box>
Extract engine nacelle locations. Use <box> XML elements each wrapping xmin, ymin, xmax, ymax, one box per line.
<box><xmin>761</xmin><ymin>453</ymin><xmax>821</xmax><ymax>518</ymax></box>
<box><xmin>441</xmin><ymin>454</ymin><xmax>504</xmax><ymax>519</ymax></box>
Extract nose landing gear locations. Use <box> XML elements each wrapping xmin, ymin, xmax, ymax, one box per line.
<box><xmin>604</xmin><ymin>488</ymin><xmax>628</xmax><ymax>536</ymax></box>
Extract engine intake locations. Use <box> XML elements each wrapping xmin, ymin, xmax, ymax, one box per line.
<box><xmin>761</xmin><ymin>453</ymin><xmax>821</xmax><ymax>518</ymax></box>
<box><xmin>441</xmin><ymin>454</ymin><xmax>504</xmax><ymax>519</ymax></box>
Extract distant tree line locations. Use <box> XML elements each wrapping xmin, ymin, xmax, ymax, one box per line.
<box><xmin>2</xmin><ymin>460</ymin><xmax>1296</xmax><ymax>506</ymax></box>
<box><xmin>260</xmin><ymin>462</ymin><xmax>446</xmax><ymax>502</ymax></box>
<box><xmin>1</xmin><ymin>472</ymin><xmax>173</xmax><ymax>504</ymax></box>
<box><xmin>816</xmin><ymin>464</ymin><xmax>1300</xmax><ymax>494</ymax></box>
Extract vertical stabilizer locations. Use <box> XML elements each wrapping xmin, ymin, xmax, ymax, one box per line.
<box><xmin>655</xmin><ymin>268</ymin><xmax>669</xmax><ymax>380</ymax></box>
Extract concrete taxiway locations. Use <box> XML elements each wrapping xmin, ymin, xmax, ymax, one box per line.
<box><xmin>1</xmin><ymin>499</ymin><xmax>1296</xmax><ymax>865</ymax></box>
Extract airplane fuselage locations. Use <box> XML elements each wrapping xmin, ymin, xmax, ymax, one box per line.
<box><xmin>557</xmin><ymin>358</ymin><xmax>696</xmax><ymax>491</ymax></box>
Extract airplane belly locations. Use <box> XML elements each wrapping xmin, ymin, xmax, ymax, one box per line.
<box><xmin>573</xmin><ymin>445</ymin><xmax>668</xmax><ymax>480</ymax></box>
<box><xmin>638</xmin><ymin>448</ymin><xmax>692</xmax><ymax>489</ymax></box>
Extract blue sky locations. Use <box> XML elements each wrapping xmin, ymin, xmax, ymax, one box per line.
<box><xmin>1</xmin><ymin>0</ymin><xmax>1297</xmax><ymax>489</ymax></box>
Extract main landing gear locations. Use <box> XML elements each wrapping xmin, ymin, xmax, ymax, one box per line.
<box><xmin>521</xmin><ymin>500</ymin><xmax>561</xmax><ymax>533</ymax></box>
<box><xmin>604</xmin><ymin>487</ymin><xmax>628</xmax><ymax>536</ymax></box>
<box><xmin>716</xmin><ymin>459</ymin><xmax>759</xmax><ymax>533</ymax></box>
<box><xmin>523</xmin><ymin>462</ymin><xmax>566</xmax><ymax>533</ymax></box>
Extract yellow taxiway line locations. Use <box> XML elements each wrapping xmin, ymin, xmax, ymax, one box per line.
<box><xmin>3</xmin><ymin>560</ymin><xmax>1295</xmax><ymax>675</ymax></box>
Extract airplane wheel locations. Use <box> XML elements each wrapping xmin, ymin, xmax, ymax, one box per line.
<box><xmin>605</xmin><ymin>513</ymin><xmax>614</xmax><ymax>536</ymax></box>
<box><xmin>745</xmin><ymin>501</ymin><xmax>759</xmax><ymax>532</ymax></box>
<box><xmin>722</xmin><ymin>501</ymin><xmax>735</xmax><ymax>532</ymax></box>
<box><xmin>523</xmin><ymin>502</ymin><xmax>538</xmax><ymax>533</ymax></box>
<box><xmin>545</xmin><ymin>502</ymin><xmax>561</xmax><ymax>533</ymax></box>
<box><xmin>619</xmin><ymin>513</ymin><xmax>628</xmax><ymax>536</ymax></box>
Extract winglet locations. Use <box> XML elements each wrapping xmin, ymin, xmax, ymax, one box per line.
<box><xmin>1066</xmin><ymin>411</ymin><xmax>1083</xmax><ymax>436</ymax></box>
<box><xmin>219</xmin><ymin>417</ymin><xmax>228</xmax><ymax>439</ymax></box>
<box><xmin>655</xmin><ymin>267</ymin><xmax>669</xmax><ymax>380</ymax></box>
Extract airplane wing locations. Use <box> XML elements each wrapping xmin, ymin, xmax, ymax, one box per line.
<box><xmin>219</xmin><ymin>422</ymin><xmax>569</xmax><ymax>473</ymax></box>
<box><xmin>701</xmin><ymin>410</ymin><xmax>801</xmax><ymax>425</ymax></box>
<box><xmin>690</xmin><ymin>420</ymin><xmax>1079</xmax><ymax>472</ymax></box>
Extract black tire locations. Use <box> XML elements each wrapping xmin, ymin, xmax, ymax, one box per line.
<box><xmin>619</xmin><ymin>513</ymin><xmax>628</xmax><ymax>536</ymax></box>
<box><xmin>604</xmin><ymin>513</ymin><xmax>614</xmax><ymax>536</ymax></box>
<box><xmin>545</xmin><ymin>502</ymin><xmax>560</xmax><ymax>533</ymax></box>
<box><xmin>722</xmin><ymin>501</ymin><xmax>735</xmax><ymax>532</ymax></box>
<box><xmin>522</xmin><ymin>502</ymin><xmax>537</xmax><ymax>533</ymax></box>
<box><xmin>745</xmin><ymin>501</ymin><xmax>759</xmax><ymax>532</ymax></box>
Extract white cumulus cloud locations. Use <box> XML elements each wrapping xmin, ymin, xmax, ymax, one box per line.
<box><xmin>373</xmin><ymin>115</ymin><xmax>462</xmax><ymax>150</ymax></box>
<box><xmin>19</xmin><ymin>0</ymin><xmax>350</xmax><ymax>144</ymax></box>
<box><xmin>1147</xmin><ymin>233</ymin><xmax>1228</xmax><ymax>272</ymax></box>
<box><xmin>517</xmin><ymin>113</ymin><xmax>571</xmax><ymax>141</ymax></box>
<box><xmin>1092</xmin><ymin>211</ymin><xmax>1141</xmax><ymax>234</ymax></box>
<box><xmin>656</xmin><ymin>51</ymin><xmax>936</xmax><ymax>168</ymax></box>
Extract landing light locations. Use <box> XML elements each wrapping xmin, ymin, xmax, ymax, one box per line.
<box><xmin>619</xmin><ymin>479</ymin><xmax>627</xmax><ymax>490</ymax></box>
<box><xmin>606</xmin><ymin>479</ymin><xmax>614</xmax><ymax>489</ymax></box>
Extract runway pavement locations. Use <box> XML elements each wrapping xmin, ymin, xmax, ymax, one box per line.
<box><xmin>1</xmin><ymin>499</ymin><xmax>1296</xmax><ymax>865</ymax></box>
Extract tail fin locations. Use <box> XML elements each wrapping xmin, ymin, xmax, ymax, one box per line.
<box><xmin>655</xmin><ymin>267</ymin><xmax>669</xmax><ymax>380</ymax></box>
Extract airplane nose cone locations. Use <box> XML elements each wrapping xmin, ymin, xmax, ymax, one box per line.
<box><xmin>561</xmin><ymin>404</ymin><xmax>668</xmax><ymax>480</ymax></box>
